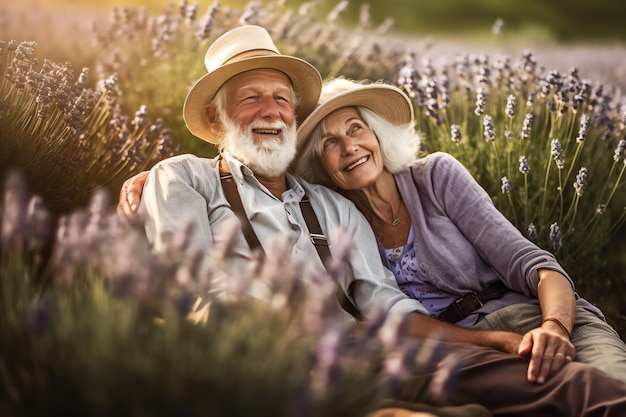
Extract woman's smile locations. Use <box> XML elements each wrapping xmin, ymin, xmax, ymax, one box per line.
<box><xmin>344</xmin><ymin>155</ymin><xmax>370</xmax><ymax>172</ymax></box>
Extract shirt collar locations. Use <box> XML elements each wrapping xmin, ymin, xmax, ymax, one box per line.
<box><xmin>222</xmin><ymin>153</ymin><xmax>251</xmax><ymax>185</ymax></box>
<box><xmin>222</xmin><ymin>152</ymin><xmax>306</xmax><ymax>201</ymax></box>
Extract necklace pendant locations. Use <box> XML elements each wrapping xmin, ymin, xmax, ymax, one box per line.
<box><xmin>392</xmin><ymin>217</ymin><xmax>400</xmax><ymax>227</ymax></box>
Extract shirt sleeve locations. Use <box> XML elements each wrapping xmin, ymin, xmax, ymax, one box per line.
<box><xmin>139</xmin><ymin>156</ymin><xmax>215</xmax><ymax>255</ymax></box>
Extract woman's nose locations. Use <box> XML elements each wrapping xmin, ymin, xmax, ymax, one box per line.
<box><xmin>341</xmin><ymin>139</ymin><xmax>358</xmax><ymax>154</ymax></box>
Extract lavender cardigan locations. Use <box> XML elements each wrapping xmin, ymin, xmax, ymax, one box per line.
<box><xmin>386</xmin><ymin>152</ymin><xmax>602</xmax><ymax>327</ymax></box>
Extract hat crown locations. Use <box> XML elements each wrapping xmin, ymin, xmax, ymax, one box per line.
<box><xmin>318</xmin><ymin>78</ymin><xmax>362</xmax><ymax>105</ymax></box>
<box><xmin>204</xmin><ymin>25</ymin><xmax>281</xmax><ymax>73</ymax></box>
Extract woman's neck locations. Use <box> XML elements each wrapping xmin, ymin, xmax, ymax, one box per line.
<box><xmin>342</xmin><ymin>171</ymin><xmax>411</xmax><ymax>248</ymax></box>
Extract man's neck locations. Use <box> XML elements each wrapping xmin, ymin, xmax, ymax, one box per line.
<box><xmin>256</xmin><ymin>174</ymin><xmax>288</xmax><ymax>200</ymax></box>
<box><xmin>220</xmin><ymin>154</ymin><xmax>288</xmax><ymax>199</ymax></box>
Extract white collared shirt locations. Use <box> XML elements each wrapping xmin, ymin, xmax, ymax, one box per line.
<box><xmin>139</xmin><ymin>153</ymin><xmax>428</xmax><ymax>322</ymax></box>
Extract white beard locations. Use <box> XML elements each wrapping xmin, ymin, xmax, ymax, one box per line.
<box><xmin>223</xmin><ymin>117</ymin><xmax>297</xmax><ymax>177</ymax></box>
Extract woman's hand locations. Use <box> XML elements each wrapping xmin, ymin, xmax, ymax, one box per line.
<box><xmin>517</xmin><ymin>324</ymin><xmax>575</xmax><ymax>384</ymax></box>
<box><xmin>116</xmin><ymin>170</ymin><xmax>149</xmax><ymax>220</ymax></box>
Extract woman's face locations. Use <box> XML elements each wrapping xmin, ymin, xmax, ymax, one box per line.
<box><xmin>319</xmin><ymin>107</ymin><xmax>384</xmax><ymax>191</ymax></box>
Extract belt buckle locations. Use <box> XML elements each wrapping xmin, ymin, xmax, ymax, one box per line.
<box><xmin>455</xmin><ymin>292</ymin><xmax>482</xmax><ymax>316</ymax></box>
<box><xmin>471</xmin><ymin>292</ymin><xmax>484</xmax><ymax>307</ymax></box>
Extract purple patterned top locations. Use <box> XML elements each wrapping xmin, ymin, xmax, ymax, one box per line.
<box><xmin>382</xmin><ymin>228</ymin><xmax>457</xmax><ymax>316</ymax></box>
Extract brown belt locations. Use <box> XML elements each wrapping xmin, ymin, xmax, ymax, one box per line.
<box><xmin>437</xmin><ymin>282</ymin><xmax>509</xmax><ymax>323</ymax></box>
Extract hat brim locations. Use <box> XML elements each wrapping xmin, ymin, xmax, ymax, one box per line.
<box><xmin>183</xmin><ymin>55</ymin><xmax>322</xmax><ymax>144</ymax></box>
<box><xmin>296</xmin><ymin>84</ymin><xmax>414</xmax><ymax>154</ymax></box>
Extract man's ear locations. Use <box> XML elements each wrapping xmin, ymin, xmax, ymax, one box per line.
<box><xmin>207</xmin><ymin>107</ymin><xmax>223</xmax><ymax>135</ymax></box>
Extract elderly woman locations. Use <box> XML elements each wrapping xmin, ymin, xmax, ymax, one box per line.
<box><xmin>293</xmin><ymin>77</ymin><xmax>626</xmax><ymax>384</ymax></box>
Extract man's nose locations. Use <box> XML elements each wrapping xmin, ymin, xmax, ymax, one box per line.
<box><xmin>258</xmin><ymin>96</ymin><xmax>282</xmax><ymax>118</ymax></box>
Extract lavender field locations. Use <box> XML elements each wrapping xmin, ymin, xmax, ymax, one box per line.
<box><xmin>1</xmin><ymin>1</ymin><xmax>625</xmax><ymax>415</ymax></box>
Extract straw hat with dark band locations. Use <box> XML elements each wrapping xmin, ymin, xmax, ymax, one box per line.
<box><xmin>183</xmin><ymin>25</ymin><xmax>322</xmax><ymax>144</ymax></box>
<box><xmin>296</xmin><ymin>78</ymin><xmax>414</xmax><ymax>153</ymax></box>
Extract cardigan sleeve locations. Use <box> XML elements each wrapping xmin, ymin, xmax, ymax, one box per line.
<box><xmin>415</xmin><ymin>152</ymin><xmax>573</xmax><ymax>297</ymax></box>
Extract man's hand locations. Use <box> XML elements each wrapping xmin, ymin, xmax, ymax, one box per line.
<box><xmin>117</xmin><ymin>170</ymin><xmax>149</xmax><ymax>220</ymax></box>
<box><xmin>517</xmin><ymin>325</ymin><xmax>575</xmax><ymax>384</ymax></box>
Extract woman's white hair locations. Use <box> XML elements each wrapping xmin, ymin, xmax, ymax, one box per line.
<box><xmin>294</xmin><ymin>105</ymin><xmax>421</xmax><ymax>188</ymax></box>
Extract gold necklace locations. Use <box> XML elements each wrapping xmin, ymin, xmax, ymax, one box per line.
<box><xmin>390</xmin><ymin>196</ymin><xmax>402</xmax><ymax>227</ymax></box>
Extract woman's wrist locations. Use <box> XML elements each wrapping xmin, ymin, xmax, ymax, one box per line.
<box><xmin>541</xmin><ymin>317</ymin><xmax>572</xmax><ymax>338</ymax></box>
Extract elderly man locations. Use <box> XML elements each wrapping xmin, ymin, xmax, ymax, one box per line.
<box><xmin>121</xmin><ymin>25</ymin><xmax>626</xmax><ymax>416</ymax></box>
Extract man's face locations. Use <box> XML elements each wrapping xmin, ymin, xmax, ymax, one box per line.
<box><xmin>220</xmin><ymin>69</ymin><xmax>298</xmax><ymax>177</ymax></box>
<box><xmin>224</xmin><ymin>69</ymin><xmax>295</xmax><ymax>141</ymax></box>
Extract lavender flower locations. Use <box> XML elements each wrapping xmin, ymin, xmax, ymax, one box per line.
<box><xmin>397</xmin><ymin>57</ymin><xmax>422</xmax><ymax>102</ymax></box>
<box><xmin>26</xmin><ymin>195</ymin><xmax>51</xmax><ymax>254</ymax></box>
<box><xmin>501</xmin><ymin>176</ymin><xmax>511</xmax><ymax>194</ymax></box>
<box><xmin>613</xmin><ymin>137</ymin><xmax>625</xmax><ymax>162</ymax></box>
<box><xmin>483</xmin><ymin>115</ymin><xmax>495</xmax><ymax>142</ymax></box>
<box><xmin>521</xmin><ymin>113</ymin><xmax>533</xmax><ymax>140</ymax></box>
<box><xmin>550</xmin><ymin>222</ymin><xmax>562</xmax><ymax>250</ymax></box>
<box><xmin>1</xmin><ymin>172</ymin><xmax>28</xmax><ymax>246</ymax></box>
<box><xmin>519</xmin><ymin>155</ymin><xmax>530</xmax><ymax>175</ymax></box>
<box><xmin>505</xmin><ymin>94</ymin><xmax>517</xmax><ymax>118</ymax></box>
<box><xmin>551</xmin><ymin>139</ymin><xmax>565</xmax><ymax>169</ymax></box>
<box><xmin>576</xmin><ymin>114</ymin><xmax>589</xmax><ymax>143</ymax></box>
<box><xmin>527</xmin><ymin>223</ymin><xmax>537</xmax><ymax>241</ymax></box>
<box><xmin>573</xmin><ymin>167</ymin><xmax>588</xmax><ymax>197</ymax></box>
<box><xmin>474</xmin><ymin>87</ymin><xmax>487</xmax><ymax>116</ymax></box>
<box><xmin>451</xmin><ymin>124</ymin><xmax>462</xmax><ymax>143</ymax></box>
<box><xmin>424</xmin><ymin>79</ymin><xmax>441</xmax><ymax>125</ymax></box>
<box><xmin>327</xmin><ymin>0</ymin><xmax>348</xmax><ymax>23</ymax></box>
<box><xmin>312</xmin><ymin>329</ymin><xmax>343</xmax><ymax>396</ymax></box>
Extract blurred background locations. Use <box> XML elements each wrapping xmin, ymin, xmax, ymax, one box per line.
<box><xmin>6</xmin><ymin>0</ymin><xmax>626</xmax><ymax>42</ymax></box>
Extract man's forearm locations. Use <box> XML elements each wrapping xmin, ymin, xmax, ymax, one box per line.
<box><xmin>405</xmin><ymin>312</ymin><xmax>522</xmax><ymax>354</ymax></box>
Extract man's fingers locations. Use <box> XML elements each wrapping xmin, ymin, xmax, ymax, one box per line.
<box><xmin>127</xmin><ymin>170</ymin><xmax>150</xmax><ymax>212</ymax></box>
<box><xmin>127</xmin><ymin>188</ymin><xmax>140</xmax><ymax>212</ymax></box>
<box><xmin>517</xmin><ymin>332</ymin><xmax>533</xmax><ymax>356</ymax></box>
<box><xmin>118</xmin><ymin>170</ymin><xmax>150</xmax><ymax>217</ymax></box>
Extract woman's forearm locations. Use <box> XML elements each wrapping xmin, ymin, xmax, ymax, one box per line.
<box><xmin>537</xmin><ymin>269</ymin><xmax>576</xmax><ymax>338</ymax></box>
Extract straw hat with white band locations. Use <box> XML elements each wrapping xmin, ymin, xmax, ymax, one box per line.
<box><xmin>295</xmin><ymin>78</ymin><xmax>414</xmax><ymax>154</ymax></box>
<box><xmin>183</xmin><ymin>25</ymin><xmax>322</xmax><ymax>144</ymax></box>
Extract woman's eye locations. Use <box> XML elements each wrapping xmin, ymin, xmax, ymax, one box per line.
<box><xmin>322</xmin><ymin>138</ymin><xmax>336</xmax><ymax>150</ymax></box>
<box><xmin>350</xmin><ymin>124</ymin><xmax>363</xmax><ymax>133</ymax></box>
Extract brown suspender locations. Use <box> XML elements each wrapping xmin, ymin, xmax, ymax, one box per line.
<box><xmin>220</xmin><ymin>172</ymin><xmax>263</xmax><ymax>253</ymax></box>
<box><xmin>219</xmin><ymin>169</ymin><xmax>364</xmax><ymax>321</ymax></box>
<box><xmin>298</xmin><ymin>195</ymin><xmax>365</xmax><ymax>321</ymax></box>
